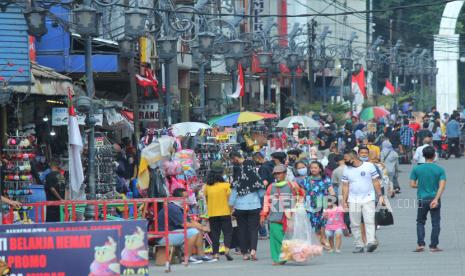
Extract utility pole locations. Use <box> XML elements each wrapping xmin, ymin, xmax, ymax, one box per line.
<box><xmin>307</xmin><ymin>19</ymin><xmax>316</xmax><ymax>102</ymax></box>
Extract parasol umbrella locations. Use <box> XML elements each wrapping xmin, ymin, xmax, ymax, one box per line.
<box><xmin>359</xmin><ymin>106</ymin><xmax>390</xmax><ymax>121</ymax></box>
<box><xmin>208</xmin><ymin>111</ymin><xmax>277</xmax><ymax>126</ymax></box>
<box><xmin>276</xmin><ymin>115</ymin><xmax>320</xmax><ymax>129</ymax></box>
<box><xmin>171</xmin><ymin>122</ymin><xmax>211</xmax><ymax>136</ymax></box>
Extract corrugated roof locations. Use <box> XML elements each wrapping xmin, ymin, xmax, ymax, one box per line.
<box><xmin>31</xmin><ymin>62</ymin><xmax>71</xmax><ymax>81</ymax></box>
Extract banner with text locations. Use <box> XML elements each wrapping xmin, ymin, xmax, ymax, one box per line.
<box><xmin>0</xmin><ymin>220</ymin><xmax>149</xmax><ymax>276</ymax></box>
<box><xmin>0</xmin><ymin>229</ymin><xmax>119</xmax><ymax>276</ymax></box>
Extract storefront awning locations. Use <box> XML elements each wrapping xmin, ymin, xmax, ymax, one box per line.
<box><xmin>11</xmin><ymin>62</ymin><xmax>74</xmax><ymax>96</ymax></box>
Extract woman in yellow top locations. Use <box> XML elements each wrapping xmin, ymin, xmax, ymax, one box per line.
<box><xmin>204</xmin><ymin>163</ymin><xmax>234</xmax><ymax>261</ymax></box>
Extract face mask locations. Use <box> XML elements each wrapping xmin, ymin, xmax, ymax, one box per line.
<box><xmin>297</xmin><ymin>168</ymin><xmax>308</xmax><ymax>176</ymax></box>
<box><xmin>360</xmin><ymin>157</ymin><xmax>369</xmax><ymax>162</ymax></box>
<box><xmin>345</xmin><ymin>160</ymin><xmax>354</xmax><ymax>167</ymax></box>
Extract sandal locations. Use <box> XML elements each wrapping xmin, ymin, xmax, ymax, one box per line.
<box><xmin>250</xmin><ymin>254</ymin><xmax>258</xmax><ymax>261</ymax></box>
<box><xmin>243</xmin><ymin>255</ymin><xmax>250</xmax><ymax>261</ymax></box>
<box><xmin>413</xmin><ymin>246</ymin><xmax>425</xmax><ymax>252</ymax></box>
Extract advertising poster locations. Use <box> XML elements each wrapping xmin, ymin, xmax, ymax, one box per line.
<box><xmin>0</xmin><ymin>220</ymin><xmax>149</xmax><ymax>276</ymax></box>
<box><xmin>0</xmin><ymin>229</ymin><xmax>119</xmax><ymax>276</ymax></box>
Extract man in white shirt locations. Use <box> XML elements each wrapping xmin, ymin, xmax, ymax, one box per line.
<box><xmin>413</xmin><ymin>135</ymin><xmax>438</xmax><ymax>165</ymax></box>
<box><xmin>342</xmin><ymin>148</ymin><xmax>384</xmax><ymax>253</ymax></box>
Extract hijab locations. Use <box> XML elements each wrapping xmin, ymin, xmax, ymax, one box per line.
<box><xmin>233</xmin><ymin>160</ymin><xmax>263</xmax><ymax>196</ymax></box>
<box><xmin>381</xmin><ymin>140</ymin><xmax>394</xmax><ymax>154</ymax></box>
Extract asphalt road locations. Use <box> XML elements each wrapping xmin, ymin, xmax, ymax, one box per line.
<box><xmin>151</xmin><ymin>158</ymin><xmax>465</xmax><ymax>275</ymax></box>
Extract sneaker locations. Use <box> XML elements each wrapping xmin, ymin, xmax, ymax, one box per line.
<box><xmin>352</xmin><ymin>247</ymin><xmax>364</xmax><ymax>253</ymax></box>
<box><xmin>367</xmin><ymin>243</ymin><xmax>378</xmax><ymax>253</ymax></box>
<box><xmin>188</xmin><ymin>256</ymin><xmax>203</xmax><ymax>264</ymax></box>
<box><xmin>327</xmin><ymin>249</ymin><xmax>334</xmax><ymax>254</ymax></box>
<box><xmin>335</xmin><ymin>249</ymin><xmax>341</xmax><ymax>254</ymax></box>
<box><xmin>200</xmin><ymin>255</ymin><xmax>218</xmax><ymax>263</ymax></box>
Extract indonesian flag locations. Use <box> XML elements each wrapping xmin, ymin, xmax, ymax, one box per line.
<box><xmin>351</xmin><ymin>66</ymin><xmax>366</xmax><ymax>99</ymax></box>
<box><xmin>228</xmin><ymin>63</ymin><xmax>245</xmax><ymax>98</ymax></box>
<box><xmin>67</xmin><ymin>89</ymin><xmax>84</xmax><ymax>195</ymax></box>
<box><xmin>382</xmin><ymin>79</ymin><xmax>396</xmax><ymax>95</ymax></box>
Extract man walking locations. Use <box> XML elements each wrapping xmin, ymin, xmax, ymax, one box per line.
<box><xmin>400</xmin><ymin>119</ymin><xmax>415</xmax><ymax>164</ymax></box>
<box><xmin>446</xmin><ymin>113</ymin><xmax>461</xmax><ymax>159</ymax></box>
<box><xmin>342</xmin><ymin>149</ymin><xmax>384</xmax><ymax>253</ymax></box>
<box><xmin>410</xmin><ymin>146</ymin><xmax>446</xmax><ymax>253</ymax></box>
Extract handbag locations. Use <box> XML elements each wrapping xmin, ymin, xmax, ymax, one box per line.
<box><xmin>375</xmin><ymin>208</ymin><xmax>394</xmax><ymax>226</ymax></box>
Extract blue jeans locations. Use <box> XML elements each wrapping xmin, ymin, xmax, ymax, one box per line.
<box><xmin>416</xmin><ymin>199</ymin><xmax>441</xmax><ymax>248</ymax></box>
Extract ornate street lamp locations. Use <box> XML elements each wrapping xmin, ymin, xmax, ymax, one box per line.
<box><xmin>341</xmin><ymin>57</ymin><xmax>353</xmax><ymax>70</ymax></box>
<box><xmin>124</xmin><ymin>9</ymin><xmax>146</xmax><ymax>38</ymax></box>
<box><xmin>228</xmin><ymin>39</ymin><xmax>246</xmax><ymax>58</ymax></box>
<box><xmin>257</xmin><ymin>52</ymin><xmax>272</xmax><ymax>69</ymax></box>
<box><xmin>118</xmin><ymin>36</ymin><xmax>135</xmax><ymax>58</ymax></box>
<box><xmin>366</xmin><ymin>57</ymin><xmax>375</xmax><ymax>71</ymax></box>
<box><xmin>354</xmin><ymin>63</ymin><xmax>362</xmax><ymax>73</ymax></box>
<box><xmin>225</xmin><ymin>55</ymin><xmax>237</xmax><ymax>72</ymax></box>
<box><xmin>73</xmin><ymin>5</ymin><xmax>99</xmax><ymax>37</ymax></box>
<box><xmin>157</xmin><ymin>36</ymin><xmax>178</xmax><ymax>61</ymax></box>
<box><xmin>312</xmin><ymin>58</ymin><xmax>324</xmax><ymax>71</ymax></box>
<box><xmin>23</xmin><ymin>7</ymin><xmax>48</xmax><ymax>39</ymax></box>
<box><xmin>198</xmin><ymin>32</ymin><xmax>216</xmax><ymax>54</ymax></box>
<box><xmin>326</xmin><ymin>58</ymin><xmax>335</xmax><ymax>69</ymax></box>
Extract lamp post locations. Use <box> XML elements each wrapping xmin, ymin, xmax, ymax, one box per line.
<box><xmin>313</xmin><ymin>26</ymin><xmax>332</xmax><ymax>111</ymax></box>
<box><xmin>196</xmin><ymin>31</ymin><xmax>215</xmax><ymax>121</ymax></box>
<box><xmin>286</xmin><ymin>52</ymin><xmax>299</xmax><ymax>114</ymax></box>
<box><xmin>257</xmin><ymin>52</ymin><xmax>272</xmax><ymax>110</ymax></box>
<box><xmin>156</xmin><ymin>36</ymin><xmax>178</xmax><ymax>126</ymax></box>
<box><xmin>120</xmin><ymin>6</ymin><xmax>146</xmax><ymax>144</ymax></box>
<box><xmin>73</xmin><ymin>2</ymin><xmax>100</xmax><ymax>207</ymax></box>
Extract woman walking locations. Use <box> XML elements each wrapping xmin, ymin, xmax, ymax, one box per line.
<box><xmin>305</xmin><ymin>161</ymin><xmax>336</xmax><ymax>249</ymax></box>
<box><xmin>380</xmin><ymin>140</ymin><xmax>400</xmax><ymax>196</ymax></box>
<box><xmin>204</xmin><ymin>163</ymin><xmax>234</xmax><ymax>261</ymax></box>
<box><xmin>229</xmin><ymin>159</ymin><xmax>265</xmax><ymax>261</ymax></box>
<box><xmin>260</xmin><ymin>165</ymin><xmax>304</xmax><ymax>265</ymax></box>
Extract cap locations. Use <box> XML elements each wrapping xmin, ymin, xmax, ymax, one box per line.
<box><xmin>272</xmin><ymin>165</ymin><xmax>287</xmax><ymax>174</ymax></box>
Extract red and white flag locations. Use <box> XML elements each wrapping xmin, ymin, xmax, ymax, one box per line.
<box><xmin>67</xmin><ymin>89</ymin><xmax>84</xmax><ymax>194</ymax></box>
<box><xmin>382</xmin><ymin>79</ymin><xmax>396</xmax><ymax>95</ymax></box>
<box><xmin>351</xmin><ymin>66</ymin><xmax>366</xmax><ymax>99</ymax></box>
<box><xmin>228</xmin><ymin>63</ymin><xmax>245</xmax><ymax>98</ymax></box>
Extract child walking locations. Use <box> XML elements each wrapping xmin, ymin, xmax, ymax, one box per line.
<box><xmin>323</xmin><ymin>202</ymin><xmax>346</xmax><ymax>253</ymax></box>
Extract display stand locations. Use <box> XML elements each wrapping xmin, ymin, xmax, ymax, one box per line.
<box><xmin>82</xmin><ymin>133</ymin><xmax>117</xmax><ymax>199</ymax></box>
<box><xmin>2</xmin><ymin>133</ymin><xmax>37</xmax><ymax>223</ymax></box>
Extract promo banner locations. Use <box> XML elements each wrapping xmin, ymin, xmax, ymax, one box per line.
<box><xmin>0</xmin><ymin>220</ymin><xmax>149</xmax><ymax>276</ymax></box>
<box><xmin>0</xmin><ymin>229</ymin><xmax>120</xmax><ymax>276</ymax></box>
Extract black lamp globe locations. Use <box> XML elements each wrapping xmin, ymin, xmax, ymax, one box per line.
<box><xmin>240</xmin><ymin>56</ymin><xmax>251</xmax><ymax>70</ymax></box>
<box><xmin>366</xmin><ymin>57</ymin><xmax>375</xmax><ymax>71</ymax></box>
<box><xmin>73</xmin><ymin>5</ymin><xmax>99</xmax><ymax>37</ymax></box>
<box><xmin>225</xmin><ymin>55</ymin><xmax>237</xmax><ymax>72</ymax></box>
<box><xmin>286</xmin><ymin>52</ymin><xmax>299</xmax><ymax>69</ymax></box>
<box><xmin>24</xmin><ymin>7</ymin><xmax>48</xmax><ymax>39</ymax></box>
<box><xmin>326</xmin><ymin>58</ymin><xmax>335</xmax><ymax>69</ymax></box>
<box><xmin>198</xmin><ymin>32</ymin><xmax>216</xmax><ymax>54</ymax></box>
<box><xmin>228</xmin><ymin>39</ymin><xmax>246</xmax><ymax>58</ymax></box>
<box><xmin>257</xmin><ymin>52</ymin><xmax>272</xmax><ymax>69</ymax></box>
<box><xmin>312</xmin><ymin>58</ymin><xmax>324</xmax><ymax>70</ymax></box>
<box><xmin>354</xmin><ymin>63</ymin><xmax>362</xmax><ymax>72</ymax></box>
<box><xmin>124</xmin><ymin>9</ymin><xmax>146</xmax><ymax>38</ymax></box>
<box><xmin>157</xmin><ymin>36</ymin><xmax>178</xmax><ymax>61</ymax></box>
<box><xmin>341</xmin><ymin>57</ymin><xmax>353</xmax><ymax>70</ymax></box>
<box><xmin>118</xmin><ymin>37</ymin><xmax>134</xmax><ymax>58</ymax></box>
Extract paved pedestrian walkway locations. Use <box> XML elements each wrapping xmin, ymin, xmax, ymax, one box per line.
<box><xmin>151</xmin><ymin>158</ymin><xmax>465</xmax><ymax>275</ymax></box>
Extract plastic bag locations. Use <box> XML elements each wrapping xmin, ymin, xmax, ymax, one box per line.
<box><xmin>280</xmin><ymin>204</ymin><xmax>323</xmax><ymax>263</ymax></box>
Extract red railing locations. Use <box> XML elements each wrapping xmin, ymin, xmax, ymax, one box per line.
<box><xmin>5</xmin><ymin>198</ymin><xmax>189</xmax><ymax>272</ymax></box>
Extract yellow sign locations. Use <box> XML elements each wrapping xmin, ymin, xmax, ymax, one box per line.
<box><xmin>216</xmin><ymin>132</ymin><xmax>229</xmax><ymax>141</ymax></box>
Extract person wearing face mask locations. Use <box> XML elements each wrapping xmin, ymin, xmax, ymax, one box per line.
<box><xmin>342</xmin><ymin>149</ymin><xmax>385</xmax><ymax>253</ymax></box>
<box><xmin>270</xmin><ymin>152</ymin><xmax>295</xmax><ymax>181</ymax></box>
<box><xmin>260</xmin><ymin>165</ymin><xmax>305</xmax><ymax>265</ymax></box>
<box><xmin>294</xmin><ymin>161</ymin><xmax>309</xmax><ymax>189</ymax></box>
<box><xmin>413</xmin><ymin>135</ymin><xmax>438</xmax><ymax>165</ymax></box>
<box><xmin>303</xmin><ymin>161</ymin><xmax>336</xmax><ymax>250</ymax></box>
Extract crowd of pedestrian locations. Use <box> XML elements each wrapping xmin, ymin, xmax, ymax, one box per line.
<box><xmin>157</xmin><ymin>105</ymin><xmax>458</xmax><ymax>265</ymax></box>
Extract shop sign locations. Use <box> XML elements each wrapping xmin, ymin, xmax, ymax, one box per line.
<box><xmin>52</xmin><ymin>108</ymin><xmax>103</xmax><ymax>127</ymax></box>
<box><xmin>216</xmin><ymin>132</ymin><xmax>229</xmax><ymax>141</ymax></box>
<box><xmin>0</xmin><ymin>220</ymin><xmax>149</xmax><ymax>276</ymax></box>
<box><xmin>139</xmin><ymin>102</ymin><xmax>159</xmax><ymax>122</ymax></box>
<box><xmin>95</xmin><ymin>136</ymin><xmax>105</xmax><ymax>147</ymax></box>
<box><xmin>0</xmin><ymin>229</ymin><xmax>119</xmax><ymax>276</ymax></box>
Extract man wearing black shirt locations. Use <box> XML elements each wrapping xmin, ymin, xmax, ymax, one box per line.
<box><xmin>317</xmin><ymin>124</ymin><xmax>336</xmax><ymax>158</ymax></box>
<box><xmin>343</xmin><ymin>127</ymin><xmax>357</xmax><ymax>150</ymax></box>
<box><xmin>45</xmin><ymin>161</ymin><xmax>65</xmax><ymax>222</ymax></box>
